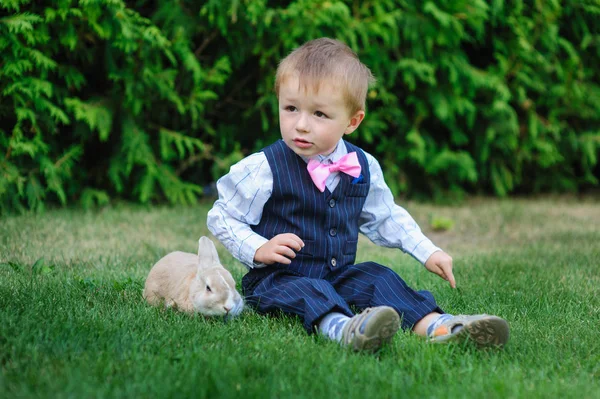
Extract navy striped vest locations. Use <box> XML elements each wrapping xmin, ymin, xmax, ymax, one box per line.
<box><xmin>252</xmin><ymin>139</ymin><xmax>370</xmax><ymax>279</ymax></box>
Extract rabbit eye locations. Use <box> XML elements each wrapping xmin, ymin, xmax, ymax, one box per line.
<box><xmin>206</xmin><ymin>285</ymin><xmax>212</xmax><ymax>292</ymax></box>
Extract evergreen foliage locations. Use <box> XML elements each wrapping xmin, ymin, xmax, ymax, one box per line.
<box><xmin>1</xmin><ymin>0</ymin><xmax>599</xmax><ymax>213</ymax></box>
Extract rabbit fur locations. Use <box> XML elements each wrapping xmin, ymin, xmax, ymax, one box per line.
<box><xmin>143</xmin><ymin>236</ymin><xmax>244</xmax><ymax>317</ymax></box>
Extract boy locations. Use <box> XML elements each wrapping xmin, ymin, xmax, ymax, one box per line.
<box><xmin>207</xmin><ymin>38</ymin><xmax>509</xmax><ymax>352</ymax></box>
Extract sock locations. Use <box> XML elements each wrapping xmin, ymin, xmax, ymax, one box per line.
<box><xmin>426</xmin><ymin>313</ymin><xmax>454</xmax><ymax>337</ymax></box>
<box><xmin>319</xmin><ymin>312</ymin><xmax>351</xmax><ymax>342</ymax></box>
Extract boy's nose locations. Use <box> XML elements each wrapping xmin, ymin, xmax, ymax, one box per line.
<box><xmin>295</xmin><ymin>113</ymin><xmax>309</xmax><ymax>132</ymax></box>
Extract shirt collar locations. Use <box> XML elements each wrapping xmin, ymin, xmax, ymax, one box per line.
<box><xmin>300</xmin><ymin>139</ymin><xmax>348</xmax><ymax>165</ymax></box>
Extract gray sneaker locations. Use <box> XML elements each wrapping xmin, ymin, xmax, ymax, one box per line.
<box><xmin>428</xmin><ymin>314</ymin><xmax>510</xmax><ymax>347</ymax></box>
<box><xmin>341</xmin><ymin>306</ymin><xmax>400</xmax><ymax>352</ymax></box>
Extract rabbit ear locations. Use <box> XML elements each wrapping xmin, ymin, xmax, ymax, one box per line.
<box><xmin>198</xmin><ymin>236</ymin><xmax>221</xmax><ymax>267</ymax></box>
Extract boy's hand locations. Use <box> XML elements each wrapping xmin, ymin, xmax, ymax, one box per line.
<box><xmin>254</xmin><ymin>233</ymin><xmax>305</xmax><ymax>265</ymax></box>
<box><xmin>425</xmin><ymin>251</ymin><xmax>456</xmax><ymax>288</ymax></box>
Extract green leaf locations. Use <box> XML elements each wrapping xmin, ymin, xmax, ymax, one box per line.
<box><xmin>64</xmin><ymin>98</ymin><xmax>113</xmax><ymax>140</ymax></box>
<box><xmin>80</xmin><ymin>188</ymin><xmax>110</xmax><ymax>210</ymax></box>
<box><xmin>0</xmin><ymin>13</ymin><xmax>42</xmax><ymax>33</ymax></box>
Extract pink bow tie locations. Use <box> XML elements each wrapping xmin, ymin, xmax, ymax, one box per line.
<box><xmin>307</xmin><ymin>152</ymin><xmax>362</xmax><ymax>192</ymax></box>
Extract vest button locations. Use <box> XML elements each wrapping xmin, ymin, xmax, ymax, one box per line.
<box><xmin>329</xmin><ymin>228</ymin><xmax>337</xmax><ymax>236</ymax></box>
<box><xmin>331</xmin><ymin>258</ymin><xmax>337</xmax><ymax>267</ymax></box>
<box><xmin>329</xmin><ymin>199</ymin><xmax>336</xmax><ymax>208</ymax></box>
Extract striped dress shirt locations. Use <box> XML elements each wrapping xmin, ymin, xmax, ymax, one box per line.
<box><xmin>207</xmin><ymin>139</ymin><xmax>440</xmax><ymax>269</ymax></box>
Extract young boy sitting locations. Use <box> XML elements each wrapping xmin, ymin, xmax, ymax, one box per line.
<box><xmin>207</xmin><ymin>38</ymin><xmax>509</xmax><ymax>352</ymax></box>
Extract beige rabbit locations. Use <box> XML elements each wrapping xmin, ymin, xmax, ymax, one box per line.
<box><xmin>143</xmin><ymin>236</ymin><xmax>244</xmax><ymax>317</ymax></box>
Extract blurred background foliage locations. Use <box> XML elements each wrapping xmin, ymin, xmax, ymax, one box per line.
<box><xmin>1</xmin><ymin>0</ymin><xmax>599</xmax><ymax>214</ymax></box>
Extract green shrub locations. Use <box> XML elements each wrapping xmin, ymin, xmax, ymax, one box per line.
<box><xmin>0</xmin><ymin>0</ymin><xmax>235</xmax><ymax>213</ymax></box>
<box><xmin>1</xmin><ymin>0</ymin><xmax>599</xmax><ymax>214</ymax></box>
<box><xmin>429</xmin><ymin>215</ymin><xmax>455</xmax><ymax>232</ymax></box>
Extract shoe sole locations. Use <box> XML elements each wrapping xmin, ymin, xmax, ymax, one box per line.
<box><xmin>350</xmin><ymin>308</ymin><xmax>400</xmax><ymax>352</ymax></box>
<box><xmin>465</xmin><ymin>316</ymin><xmax>510</xmax><ymax>347</ymax></box>
<box><xmin>432</xmin><ymin>316</ymin><xmax>510</xmax><ymax>347</ymax></box>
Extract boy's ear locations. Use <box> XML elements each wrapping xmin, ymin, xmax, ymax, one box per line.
<box><xmin>344</xmin><ymin>110</ymin><xmax>365</xmax><ymax>134</ymax></box>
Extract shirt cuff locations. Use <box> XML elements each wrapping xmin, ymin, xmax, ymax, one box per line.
<box><xmin>409</xmin><ymin>238</ymin><xmax>442</xmax><ymax>265</ymax></box>
<box><xmin>239</xmin><ymin>233</ymin><xmax>269</xmax><ymax>269</ymax></box>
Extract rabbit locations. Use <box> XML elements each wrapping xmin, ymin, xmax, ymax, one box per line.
<box><xmin>143</xmin><ymin>236</ymin><xmax>244</xmax><ymax>317</ymax></box>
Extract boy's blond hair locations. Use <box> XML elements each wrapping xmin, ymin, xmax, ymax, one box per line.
<box><xmin>275</xmin><ymin>38</ymin><xmax>375</xmax><ymax>114</ymax></box>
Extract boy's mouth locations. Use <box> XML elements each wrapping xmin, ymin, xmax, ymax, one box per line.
<box><xmin>293</xmin><ymin>138</ymin><xmax>313</xmax><ymax>149</ymax></box>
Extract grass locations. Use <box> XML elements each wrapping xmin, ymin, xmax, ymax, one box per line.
<box><xmin>1</xmin><ymin>197</ymin><xmax>599</xmax><ymax>398</ymax></box>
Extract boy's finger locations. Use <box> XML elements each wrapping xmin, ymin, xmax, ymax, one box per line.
<box><xmin>282</xmin><ymin>233</ymin><xmax>304</xmax><ymax>247</ymax></box>
<box><xmin>278</xmin><ymin>246</ymin><xmax>296</xmax><ymax>259</ymax></box>
<box><xmin>273</xmin><ymin>254</ymin><xmax>292</xmax><ymax>264</ymax></box>
<box><xmin>446</xmin><ymin>270</ymin><xmax>456</xmax><ymax>288</ymax></box>
<box><xmin>282</xmin><ymin>235</ymin><xmax>304</xmax><ymax>250</ymax></box>
<box><xmin>290</xmin><ymin>234</ymin><xmax>305</xmax><ymax>248</ymax></box>
<box><xmin>436</xmin><ymin>264</ymin><xmax>456</xmax><ymax>288</ymax></box>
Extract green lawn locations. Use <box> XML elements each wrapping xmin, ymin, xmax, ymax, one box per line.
<box><xmin>1</xmin><ymin>197</ymin><xmax>599</xmax><ymax>398</ymax></box>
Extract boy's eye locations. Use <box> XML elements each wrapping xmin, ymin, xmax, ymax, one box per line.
<box><xmin>314</xmin><ymin>111</ymin><xmax>328</xmax><ymax>118</ymax></box>
<box><xmin>285</xmin><ymin>106</ymin><xmax>297</xmax><ymax>112</ymax></box>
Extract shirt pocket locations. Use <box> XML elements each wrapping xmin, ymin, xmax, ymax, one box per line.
<box><xmin>294</xmin><ymin>239</ymin><xmax>315</xmax><ymax>258</ymax></box>
<box><xmin>343</xmin><ymin>240</ymin><xmax>359</xmax><ymax>255</ymax></box>
<box><xmin>345</xmin><ymin>182</ymin><xmax>369</xmax><ymax>197</ymax></box>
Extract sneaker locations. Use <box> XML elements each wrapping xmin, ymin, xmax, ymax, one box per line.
<box><xmin>341</xmin><ymin>306</ymin><xmax>400</xmax><ymax>352</ymax></box>
<box><xmin>428</xmin><ymin>314</ymin><xmax>509</xmax><ymax>347</ymax></box>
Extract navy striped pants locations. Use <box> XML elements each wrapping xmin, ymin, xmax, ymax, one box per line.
<box><xmin>242</xmin><ymin>262</ymin><xmax>443</xmax><ymax>333</ymax></box>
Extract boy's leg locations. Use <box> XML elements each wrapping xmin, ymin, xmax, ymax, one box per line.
<box><xmin>327</xmin><ymin>263</ymin><xmax>509</xmax><ymax>347</ymax></box>
<box><xmin>243</xmin><ymin>270</ymin><xmax>354</xmax><ymax>333</ymax></box>
<box><xmin>243</xmin><ymin>270</ymin><xmax>400</xmax><ymax>351</ymax></box>
<box><xmin>327</xmin><ymin>262</ymin><xmax>443</xmax><ymax>331</ymax></box>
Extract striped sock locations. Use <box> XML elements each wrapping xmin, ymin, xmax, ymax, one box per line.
<box><xmin>426</xmin><ymin>314</ymin><xmax>454</xmax><ymax>337</ymax></box>
<box><xmin>319</xmin><ymin>312</ymin><xmax>351</xmax><ymax>342</ymax></box>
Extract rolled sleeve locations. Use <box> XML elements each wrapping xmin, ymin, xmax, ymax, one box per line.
<box><xmin>238</xmin><ymin>232</ymin><xmax>269</xmax><ymax>268</ymax></box>
<box><xmin>406</xmin><ymin>236</ymin><xmax>441</xmax><ymax>265</ymax></box>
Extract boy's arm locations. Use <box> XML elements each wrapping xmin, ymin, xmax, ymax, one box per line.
<box><xmin>358</xmin><ymin>153</ymin><xmax>441</xmax><ymax>264</ymax></box>
<box><xmin>358</xmin><ymin>153</ymin><xmax>456</xmax><ymax>287</ymax></box>
<box><xmin>207</xmin><ymin>153</ymin><xmax>272</xmax><ymax>269</ymax></box>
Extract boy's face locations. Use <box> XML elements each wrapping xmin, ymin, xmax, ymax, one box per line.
<box><xmin>278</xmin><ymin>74</ymin><xmax>364</xmax><ymax>157</ymax></box>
